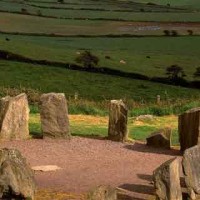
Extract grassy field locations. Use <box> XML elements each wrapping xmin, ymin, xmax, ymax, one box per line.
<box><xmin>1</xmin><ymin>12</ymin><xmax>200</xmax><ymax>36</ymax></box>
<box><xmin>29</xmin><ymin>113</ymin><xmax>180</xmax><ymax>145</ymax></box>
<box><xmin>131</xmin><ymin>0</ymin><xmax>200</xmax><ymax>9</ymax></box>
<box><xmin>1</xmin><ymin>34</ymin><xmax>200</xmax><ymax>80</ymax></box>
<box><xmin>1</xmin><ymin>60</ymin><xmax>199</xmax><ymax>102</ymax></box>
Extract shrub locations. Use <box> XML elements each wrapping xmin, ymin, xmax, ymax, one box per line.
<box><xmin>171</xmin><ymin>30</ymin><xmax>178</xmax><ymax>37</ymax></box>
<box><xmin>75</xmin><ymin>51</ymin><xmax>99</xmax><ymax>69</ymax></box>
<box><xmin>187</xmin><ymin>30</ymin><xmax>193</xmax><ymax>35</ymax></box>
<box><xmin>194</xmin><ymin>67</ymin><xmax>200</xmax><ymax>78</ymax></box>
<box><xmin>166</xmin><ymin>65</ymin><xmax>186</xmax><ymax>82</ymax></box>
<box><xmin>163</xmin><ymin>30</ymin><xmax>170</xmax><ymax>36</ymax></box>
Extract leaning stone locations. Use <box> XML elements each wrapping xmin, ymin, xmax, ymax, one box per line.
<box><xmin>146</xmin><ymin>128</ymin><xmax>172</xmax><ymax>149</ymax></box>
<box><xmin>179</xmin><ymin>107</ymin><xmax>200</xmax><ymax>151</ymax></box>
<box><xmin>87</xmin><ymin>185</ymin><xmax>117</xmax><ymax>200</ymax></box>
<box><xmin>0</xmin><ymin>93</ymin><xmax>29</xmax><ymax>140</ymax></box>
<box><xmin>108</xmin><ymin>100</ymin><xmax>128</xmax><ymax>142</ymax></box>
<box><xmin>153</xmin><ymin>157</ymin><xmax>182</xmax><ymax>200</ymax></box>
<box><xmin>0</xmin><ymin>148</ymin><xmax>36</xmax><ymax>199</ymax></box>
<box><xmin>182</xmin><ymin>145</ymin><xmax>200</xmax><ymax>199</ymax></box>
<box><xmin>39</xmin><ymin>93</ymin><xmax>70</xmax><ymax>139</ymax></box>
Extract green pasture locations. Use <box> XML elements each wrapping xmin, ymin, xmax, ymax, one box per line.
<box><xmin>130</xmin><ymin>0</ymin><xmax>200</xmax><ymax>9</ymax></box>
<box><xmin>29</xmin><ymin>114</ymin><xmax>180</xmax><ymax>145</ymax></box>
<box><xmin>1</xmin><ymin>1</ymin><xmax>200</xmax><ymax>22</ymax></box>
<box><xmin>0</xmin><ymin>34</ymin><xmax>200</xmax><ymax>80</ymax></box>
<box><xmin>0</xmin><ymin>60</ymin><xmax>199</xmax><ymax>102</ymax></box>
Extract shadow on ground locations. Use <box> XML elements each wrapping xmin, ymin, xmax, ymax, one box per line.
<box><xmin>124</xmin><ymin>142</ymin><xmax>181</xmax><ymax>156</ymax></box>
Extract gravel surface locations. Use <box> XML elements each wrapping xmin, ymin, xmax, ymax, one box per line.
<box><xmin>0</xmin><ymin>137</ymin><xmax>181</xmax><ymax>199</ymax></box>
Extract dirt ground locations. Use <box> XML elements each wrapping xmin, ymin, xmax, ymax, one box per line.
<box><xmin>0</xmin><ymin>137</ymin><xmax>182</xmax><ymax>200</ymax></box>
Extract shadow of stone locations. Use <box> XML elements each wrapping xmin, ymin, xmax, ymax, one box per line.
<box><xmin>72</xmin><ymin>134</ymin><xmax>106</xmax><ymax>140</ymax></box>
<box><xmin>30</xmin><ymin>132</ymin><xmax>43</xmax><ymax>139</ymax></box>
<box><xmin>124</xmin><ymin>142</ymin><xmax>181</xmax><ymax>156</ymax></box>
<box><xmin>137</xmin><ymin>174</ymin><xmax>152</xmax><ymax>182</ymax></box>
<box><xmin>119</xmin><ymin>183</ymin><xmax>154</xmax><ymax>195</ymax></box>
<box><xmin>117</xmin><ymin>193</ymin><xmax>146</xmax><ymax>200</ymax></box>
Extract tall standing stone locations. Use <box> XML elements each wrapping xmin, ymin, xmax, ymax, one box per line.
<box><xmin>0</xmin><ymin>93</ymin><xmax>29</xmax><ymax>140</ymax></box>
<box><xmin>182</xmin><ymin>145</ymin><xmax>200</xmax><ymax>200</ymax></box>
<box><xmin>153</xmin><ymin>158</ymin><xmax>182</xmax><ymax>200</ymax></box>
<box><xmin>39</xmin><ymin>93</ymin><xmax>70</xmax><ymax>139</ymax></box>
<box><xmin>108</xmin><ymin>100</ymin><xmax>128</xmax><ymax>142</ymax></box>
<box><xmin>179</xmin><ymin>108</ymin><xmax>200</xmax><ymax>151</ymax></box>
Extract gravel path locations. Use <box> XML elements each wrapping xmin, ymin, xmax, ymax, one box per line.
<box><xmin>0</xmin><ymin>137</ymin><xmax>181</xmax><ymax>199</ymax></box>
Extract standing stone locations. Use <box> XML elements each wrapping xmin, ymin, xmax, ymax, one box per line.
<box><xmin>153</xmin><ymin>158</ymin><xmax>182</xmax><ymax>200</ymax></box>
<box><xmin>146</xmin><ymin>128</ymin><xmax>172</xmax><ymax>149</ymax></box>
<box><xmin>39</xmin><ymin>93</ymin><xmax>70</xmax><ymax>139</ymax></box>
<box><xmin>0</xmin><ymin>93</ymin><xmax>29</xmax><ymax>140</ymax></box>
<box><xmin>0</xmin><ymin>148</ymin><xmax>36</xmax><ymax>199</ymax></box>
<box><xmin>179</xmin><ymin>108</ymin><xmax>200</xmax><ymax>151</ymax></box>
<box><xmin>108</xmin><ymin>100</ymin><xmax>128</xmax><ymax>142</ymax></box>
<box><xmin>87</xmin><ymin>185</ymin><xmax>117</xmax><ymax>200</ymax></box>
<box><xmin>182</xmin><ymin>145</ymin><xmax>200</xmax><ymax>200</ymax></box>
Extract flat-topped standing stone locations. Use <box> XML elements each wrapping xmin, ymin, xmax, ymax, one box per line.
<box><xmin>0</xmin><ymin>93</ymin><xmax>29</xmax><ymax>140</ymax></box>
<box><xmin>153</xmin><ymin>158</ymin><xmax>182</xmax><ymax>200</ymax></box>
<box><xmin>179</xmin><ymin>108</ymin><xmax>200</xmax><ymax>151</ymax></box>
<box><xmin>183</xmin><ymin>145</ymin><xmax>200</xmax><ymax>199</ymax></box>
<box><xmin>146</xmin><ymin>128</ymin><xmax>172</xmax><ymax>149</ymax></box>
<box><xmin>108</xmin><ymin>100</ymin><xmax>128</xmax><ymax>142</ymax></box>
<box><xmin>39</xmin><ymin>93</ymin><xmax>70</xmax><ymax>139</ymax></box>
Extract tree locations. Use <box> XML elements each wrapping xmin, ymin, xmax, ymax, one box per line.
<box><xmin>58</xmin><ymin>0</ymin><xmax>64</xmax><ymax>3</ymax></box>
<box><xmin>163</xmin><ymin>30</ymin><xmax>170</xmax><ymax>36</ymax></box>
<box><xmin>194</xmin><ymin>67</ymin><xmax>200</xmax><ymax>78</ymax></box>
<box><xmin>166</xmin><ymin>65</ymin><xmax>186</xmax><ymax>81</ymax></box>
<box><xmin>75</xmin><ymin>51</ymin><xmax>99</xmax><ymax>69</ymax></box>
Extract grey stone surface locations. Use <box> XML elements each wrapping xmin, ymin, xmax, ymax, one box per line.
<box><xmin>87</xmin><ymin>185</ymin><xmax>117</xmax><ymax>200</ymax></box>
<box><xmin>153</xmin><ymin>157</ymin><xmax>182</xmax><ymax>200</ymax></box>
<box><xmin>183</xmin><ymin>145</ymin><xmax>200</xmax><ymax>199</ymax></box>
<box><xmin>39</xmin><ymin>93</ymin><xmax>70</xmax><ymax>139</ymax></box>
<box><xmin>146</xmin><ymin>128</ymin><xmax>172</xmax><ymax>149</ymax></box>
<box><xmin>0</xmin><ymin>93</ymin><xmax>29</xmax><ymax>140</ymax></box>
<box><xmin>179</xmin><ymin>107</ymin><xmax>200</xmax><ymax>151</ymax></box>
<box><xmin>108</xmin><ymin>100</ymin><xmax>128</xmax><ymax>142</ymax></box>
<box><xmin>0</xmin><ymin>148</ymin><xmax>36</xmax><ymax>199</ymax></box>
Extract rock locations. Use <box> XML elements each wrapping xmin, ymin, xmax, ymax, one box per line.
<box><xmin>32</xmin><ymin>165</ymin><xmax>61</xmax><ymax>172</ymax></box>
<box><xmin>108</xmin><ymin>100</ymin><xmax>128</xmax><ymax>142</ymax></box>
<box><xmin>0</xmin><ymin>93</ymin><xmax>29</xmax><ymax>140</ymax></box>
<box><xmin>0</xmin><ymin>148</ymin><xmax>36</xmax><ymax>199</ymax></box>
<box><xmin>146</xmin><ymin>128</ymin><xmax>172</xmax><ymax>149</ymax></box>
<box><xmin>39</xmin><ymin>93</ymin><xmax>70</xmax><ymax>139</ymax></box>
<box><xmin>87</xmin><ymin>185</ymin><xmax>117</xmax><ymax>200</ymax></box>
<box><xmin>153</xmin><ymin>157</ymin><xmax>182</xmax><ymax>200</ymax></box>
<box><xmin>182</xmin><ymin>145</ymin><xmax>200</xmax><ymax>199</ymax></box>
<box><xmin>179</xmin><ymin>107</ymin><xmax>200</xmax><ymax>151</ymax></box>
<box><xmin>136</xmin><ymin>115</ymin><xmax>154</xmax><ymax>122</ymax></box>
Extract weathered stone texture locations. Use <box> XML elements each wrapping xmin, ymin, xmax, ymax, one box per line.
<box><xmin>146</xmin><ymin>128</ymin><xmax>172</xmax><ymax>149</ymax></box>
<box><xmin>179</xmin><ymin>108</ymin><xmax>200</xmax><ymax>151</ymax></box>
<box><xmin>39</xmin><ymin>93</ymin><xmax>70</xmax><ymax>139</ymax></box>
<box><xmin>0</xmin><ymin>148</ymin><xmax>36</xmax><ymax>199</ymax></box>
<box><xmin>0</xmin><ymin>93</ymin><xmax>29</xmax><ymax>140</ymax></box>
<box><xmin>108</xmin><ymin>100</ymin><xmax>128</xmax><ymax>142</ymax></box>
<box><xmin>87</xmin><ymin>185</ymin><xmax>117</xmax><ymax>200</ymax></box>
<box><xmin>153</xmin><ymin>158</ymin><xmax>182</xmax><ymax>200</ymax></box>
<box><xmin>183</xmin><ymin>145</ymin><xmax>200</xmax><ymax>199</ymax></box>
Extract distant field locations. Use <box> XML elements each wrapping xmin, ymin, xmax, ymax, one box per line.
<box><xmin>0</xmin><ymin>34</ymin><xmax>200</xmax><ymax>80</ymax></box>
<box><xmin>131</xmin><ymin>0</ymin><xmax>200</xmax><ymax>9</ymax></box>
<box><xmin>0</xmin><ymin>60</ymin><xmax>199</xmax><ymax>102</ymax></box>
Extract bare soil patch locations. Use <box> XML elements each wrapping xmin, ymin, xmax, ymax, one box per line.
<box><xmin>0</xmin><ymin>137</ymin><xmax>181</xmax><ymax>199</ymax></box>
